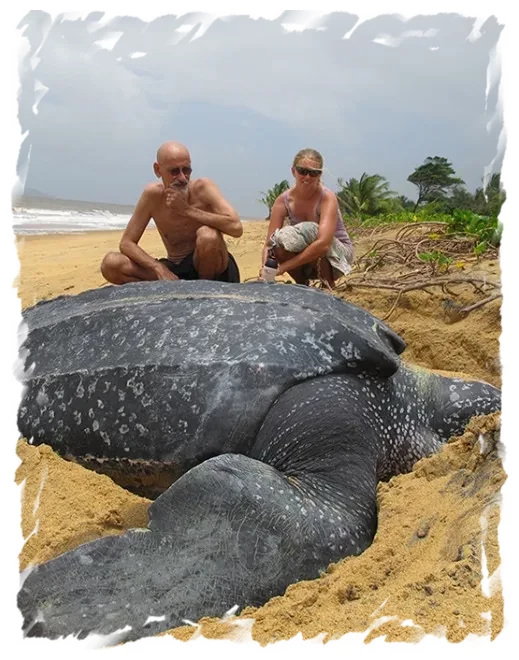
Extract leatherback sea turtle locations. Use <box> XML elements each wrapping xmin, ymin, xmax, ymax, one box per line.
<box><xmin>17</xmin><ymin>280</ymin><xmax>500</xmax><ymax>643</ymax></box>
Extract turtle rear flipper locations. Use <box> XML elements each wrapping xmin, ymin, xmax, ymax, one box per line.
<box><xmin>18</xmin><ymin>379</ymin><xmax>380</xmax><ymax>643</ymax></box>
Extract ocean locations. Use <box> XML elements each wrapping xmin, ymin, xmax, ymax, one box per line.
<box><xmin>12</xmin><ymin>195</ymin><xmax>140</xmax><ymax>235</ymax></box>
<box><xmin>12</xmin><ymin>195</ymin><xmax>263</xmax><ymax>235</ymax></box>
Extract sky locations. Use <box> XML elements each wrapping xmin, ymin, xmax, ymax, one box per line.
<box><xmin>15</xmin><ymin>9</ymin><xmax>504</xmax><ymax>218</ymax></box>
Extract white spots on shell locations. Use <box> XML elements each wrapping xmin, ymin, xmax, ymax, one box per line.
<box><xmin>100</xmin><ymin>430</ymin><xmax>110</xmax><ymax>446</ymax></box>
<box><xmin>126</xmin><ymin>376</ymin><xmax>144</xmax><ymax>397</ymax></box>
<box><xmin>54</xmin><ymin>384</ymin><xmax>65</xmax><ymax>400</ymax></box>
<box><xmin>340</xmin><ymin>342</ymin><xmax>356</xmax><ymax>360</ymax></box>
<box><xmin>155</xmin><ymin>329</ymin><xmax>172</xmax><ymax>350</ymax></box>
<box><xmin>140</xmin><ymin>394</ymin><xmax>154</xmax><ymax>408</ymax></box>
<box><xmin>36</xmin><ymin>389</ymin><xmax>49</xmax><ymax>406</ymax></box>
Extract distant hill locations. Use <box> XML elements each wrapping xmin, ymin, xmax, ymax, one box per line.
<box><xmin>22</xmin><ymin>187</ymin><xmax>54</xmax><ymax>198</ymax></box>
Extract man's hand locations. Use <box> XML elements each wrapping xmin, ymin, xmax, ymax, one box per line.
<box><xmin>154</xmin><ymin>263</ymin><xmax>179</xmax><ymax>281</ymax></box>
<box><xmin>164</xmin><ymin>184</ymin><xmax>189</xmax><ymax>213</ymax></box>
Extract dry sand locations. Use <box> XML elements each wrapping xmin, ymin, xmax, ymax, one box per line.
<box><xmin>14</xmin><ymin>221</ymin><xmax>505</xmax><ymax>644</ymax></box>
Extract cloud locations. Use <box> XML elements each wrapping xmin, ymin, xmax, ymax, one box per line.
<box><xmin>17</xmin><ymin>11</ymin><xmax>503</xmax><ymax>216</ymax></box>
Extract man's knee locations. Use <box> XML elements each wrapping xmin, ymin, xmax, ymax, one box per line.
<box><xmin>195</xmin><ymin>226</ymin><xmax>223</xmax><ymax>251</ymax></box>
<box><xmin>100</xmin><ymin>251</ymin><xmax>125</xmax><ymax>282</ymax></box>
<box><xmin>194</xmin><ymin>227</ymin><xmax>227</xmax><ymax>276</ymax></box>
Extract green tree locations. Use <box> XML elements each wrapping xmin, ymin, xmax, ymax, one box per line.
<box><xmin>485</xmin><ymin>172</ymin><xmax>506</xmax><ymax>217</ymax></box>
<box><xmin>407</xmin><ymin>157</ymin><xmax>464</xmax><ymax>211</ymax></box>
<box><xmin>396</xmin><ymin>195</ymin><xmax>415</xmax><ymax>211</ymax></box>
<box><xmin>258</xmin><ymin>180</ymin><xmax>290</xmax><ymax>219</ymax></box>
<box><xmin>337</xmin><ymin>173</ymin><xmax>395</xmax><ymax>220</ymax></box>
<box><xmin>472</xmin><ymin>187</ymin><xmax>488</xmax><ymax>215</ymax></box>
<box><xmin>444</xmin><ymin>185</ymin><xmax>475</xmax><ymax>213</ymax></box>
<box><xmin>472</xmin><ymin>173</ymin><xmax>506</xmax><ymax>217</ymax></box>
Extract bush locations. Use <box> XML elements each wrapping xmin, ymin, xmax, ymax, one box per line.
<box><xmin>446</xmin><ymin>210</ymin><xmax>501</xmax><ymax>248</ymax></box>
<box><xmin>342</xmin><ymin>209</ymin><xmax>451</xmax><ymax>229</ymax></box>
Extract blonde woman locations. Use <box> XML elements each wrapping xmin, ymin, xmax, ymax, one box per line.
<box><xmin>260</xmin><ymin>148</ymin><xmax>353</xmax><ymax>288</ymax></box>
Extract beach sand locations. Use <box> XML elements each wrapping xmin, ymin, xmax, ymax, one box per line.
<box><xmin>15</xmin><ymin>220</ymin><xmax>269</xmax><ymax>309</ymax></box>
<box><xmin>14</xmin><ymin>221</ymin><xmax>505</xmax><ymax>644</ymax></box>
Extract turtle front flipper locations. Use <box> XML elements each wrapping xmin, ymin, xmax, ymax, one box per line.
<box><xmin>18</xmin><ymin>378</ymin><xmax>380</xmax><ymax>643</ymax></box>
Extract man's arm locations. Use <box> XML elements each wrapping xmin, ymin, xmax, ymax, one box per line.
<box><xmin>119</xmin><ymin>185</ymin><xmax>176</xmax><ymax>280</ymax></box>
<box><xmin>184</xmin><ymin>179</ymin><xmax>243</xmax><ymax>238</ymax></box>
<box><xmin>277</xmin><ymin>192</ymin><xmax>338</xmax><ymax>274</ymax></box>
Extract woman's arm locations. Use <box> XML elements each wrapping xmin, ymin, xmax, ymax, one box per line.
<box><xmin>260</xmin><ymin>195</ymin><xmax>287</xmax><ymax>269</ymax></box>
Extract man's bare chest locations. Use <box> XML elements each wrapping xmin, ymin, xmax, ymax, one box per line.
<box><xmin>153</xmin><ymin>196</ymin><xmax>207</xmax><ymax>232</ymax></box>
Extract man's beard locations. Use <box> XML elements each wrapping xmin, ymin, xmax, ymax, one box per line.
<box><xmin>173</xmin><ymin>183</ymin><xmax>189</xmax><ymax>195</ymax></box>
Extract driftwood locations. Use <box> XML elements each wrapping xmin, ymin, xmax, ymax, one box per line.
<box><xmin>312</xmin><ymin>222</ymin><xmax>501</xmax><ymax>320</ymax></box>
<box><xmin>254</xmin><ymin>222</ymin><xmax>501</xmax><ymax>321</ymax></box>
<box><xmin>339</xmin><ymin>275</ymin><xmax>500</xmax><ymax>320</ymax></box>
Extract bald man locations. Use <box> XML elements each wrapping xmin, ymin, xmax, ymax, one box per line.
<box><xmin>101</xmin><ymin>142</ymin><xmax>243</xmax><ymax>284</ymax></box>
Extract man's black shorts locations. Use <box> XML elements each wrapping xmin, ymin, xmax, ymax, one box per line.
<box><xmin>157</xmin><ymin>252</ymin><xmax>240</xmax><ymax>283</ymax></box>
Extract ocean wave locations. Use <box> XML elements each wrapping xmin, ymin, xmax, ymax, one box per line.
<box><xmin>11</xmin><ymin>207</ymin><xmax>144</xmax><ymax>234</ymax></box>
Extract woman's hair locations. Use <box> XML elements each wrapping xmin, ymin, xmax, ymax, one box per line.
<box><xmin>292</xmin><ymin>148</ymin><xmax>323</xmax><ymax>169</ymax></box>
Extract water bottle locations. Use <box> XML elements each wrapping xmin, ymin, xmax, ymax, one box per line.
<box><xmin>262</xmin><ymin>254</ymin><xmax>278</xmax><ymax>282</ymax></box>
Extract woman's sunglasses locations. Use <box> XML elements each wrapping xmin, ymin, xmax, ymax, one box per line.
<box><xmin>295</xmin><ymin>166</ymin><xmax>322</xmax><ymax>178</ymax></box>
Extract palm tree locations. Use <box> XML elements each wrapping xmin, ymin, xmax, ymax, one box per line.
<box><xmin>336</xmin><ymin>173</ymin><xmax>395</xmax><ymax>220</ymax></box>
<box><xmin>258</xmin><ymin>180</ymin><xmax>290</xmax><ymax>219</ymax></box>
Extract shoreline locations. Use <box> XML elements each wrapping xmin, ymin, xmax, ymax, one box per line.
<box><xmin>13</xmin><ymin>217</ymin><xmax>267</xmax><ymax>239</ymax></box>
<box><xmin>14</xmin><ymin>221</ymin><xmax>270</xmax><ymax>309</ymax></box>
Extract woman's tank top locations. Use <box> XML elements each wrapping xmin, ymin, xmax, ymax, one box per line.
<box><xmin>282</xmin><ymin>187</ymin><xmax>352</xmax><ymax>248</ymax></box>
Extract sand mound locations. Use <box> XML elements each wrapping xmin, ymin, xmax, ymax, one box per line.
<box><xmin>16</xmin><ymin>440</ymin><xmax>150</xmax><ymax>571</ymax></box>
<box><xmin>16</xmin><ymin>413</ymin><xmax>505</xmax><ymax>644</ymax></box>
<box><xmin>170</xmin><ymin>413</ymin><xmax>504</xmax><ymax>644</ymax></box>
